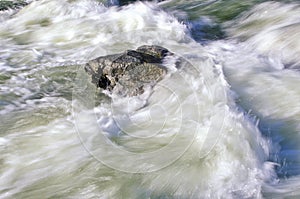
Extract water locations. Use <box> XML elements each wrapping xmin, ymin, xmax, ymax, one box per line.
<box><xmin>0</xmin><ymin>0</ymin><xmax>300</xmax><ymax>198</ymax></box>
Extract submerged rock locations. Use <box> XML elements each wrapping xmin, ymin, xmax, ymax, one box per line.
<box><xmin>85</xmin><ymin>45</ymin><xmax>172</xmax><ymax>97</ymax></box>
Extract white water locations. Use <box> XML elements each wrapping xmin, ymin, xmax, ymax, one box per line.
<box><xmin>226</xmin><ymin>1</ymin><xmax>300</xmax><ymax>68</ymax></box>
<box><xmin>0</xmin><ymin>0</ymin><xmax>300</xmax><ymax>198</ymax></box>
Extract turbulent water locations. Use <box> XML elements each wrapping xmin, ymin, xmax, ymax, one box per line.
<box><xmin>0</xmin><ymin>0</ymin><xmax>300</xmax><ymax>198</ymax></box>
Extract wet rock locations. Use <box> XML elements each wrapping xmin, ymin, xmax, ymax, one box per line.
<box><xmin>0</xmin><ymin>0</ymin><xmax>28</xmax><ymax>11</ymax></box>
<box><xmin>85</xmin><ymin>45</ymin><xmax>172</xmax><ymax>97</ymax></box>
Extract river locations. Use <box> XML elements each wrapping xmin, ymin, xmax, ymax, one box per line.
<box><xmin>0</xmin><ymin>0</ymin><xmax>300</xmax><ymax>198</ymax></box>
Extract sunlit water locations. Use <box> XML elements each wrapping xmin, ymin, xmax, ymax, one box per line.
<box><xmin>0</xmin><ymin>0</ymin><xmax>300</xmax><ymax>198</ymax></box>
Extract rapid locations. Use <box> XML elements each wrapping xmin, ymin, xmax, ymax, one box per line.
<box><xmin>0</xmin><ymin>0</ymin><xmax>300</xmax><ymax>198</ymax></box>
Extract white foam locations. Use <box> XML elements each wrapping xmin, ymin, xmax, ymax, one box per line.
<box><xmin>227</xmin><ymin>2</ymin><xmax>300</xmax><ymax>68</ymax></box>
<box><xmin>0</xmin><ymin>0</ymin><xmax>279</xmax><ymax>198</ymax></box>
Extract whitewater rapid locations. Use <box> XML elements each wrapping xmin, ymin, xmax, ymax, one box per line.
<box><xmin>0</xmin><ymin>0</ymin><xmax>300</xmax><ymax>198</ymax></box>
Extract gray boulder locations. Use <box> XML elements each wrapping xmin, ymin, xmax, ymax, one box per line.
<box><xmin>85</xmin><ymin>45</ymin><xmax>172</xmax><ymax>97</ymax></box>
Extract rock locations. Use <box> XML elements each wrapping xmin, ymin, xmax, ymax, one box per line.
<box><xmin>0</xmin><ymin>0</ymin><xmax>28</xmax><ymax>11</ymax></box>
<box><xmin>85</xmin><ymin>45</ymin><xmax>172</xmax><ymax>97</ymax></box>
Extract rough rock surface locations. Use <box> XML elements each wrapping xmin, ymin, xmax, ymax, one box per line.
<box><xmin>85</xmin><ymin>45</ymin><xmax>172</xmax><ymax>97</ymax></box>
<box><xmin>0</xmin><ymin>0</ymin><xmax>28</xmax><ymax>11</ymax></box>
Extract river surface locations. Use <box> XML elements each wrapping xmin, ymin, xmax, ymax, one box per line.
<box><xmin>0</xmin><ymin>0</ymin><xmax>300</xmax><ymax>198</ymax></box>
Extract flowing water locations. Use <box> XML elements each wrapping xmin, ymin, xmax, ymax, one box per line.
<box><xmin>0</xmin><ymin>0</ymin><xmax>300</xmax><ymax>198</ymax></box>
